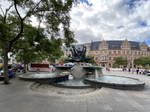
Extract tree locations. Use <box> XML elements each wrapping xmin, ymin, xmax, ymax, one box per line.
<box><xmin>13</xmin><ymin>25</ymin><xmax>63</xmax><ymax>65</ymax></box>
<box><xmin>13</xmin><ymin>25</ymin><xmax>48</xmax><ymax>72</ymax></box>
<box><xmin>0</xmin><ymin>0</ymin><xmax>46</xmax><ymax>84</ymax></box>
<box><xmin>113</xmin><ymin>57</ymin><xmax>128</xmax><ymax>67</ymax></box>
<box><xmin>0</xmin><ymin>0</ymin><xmax>75</xmax><ymax>84</ymax></box>
<box><xmin>63</xmin><ymin>28</ymin><xmax>76</xmax><ymax>47</ymax></box>
<box><xmin>134</xmin><ymin>57</ymin><xmax>150</xmax><ymax>67</ymax></box>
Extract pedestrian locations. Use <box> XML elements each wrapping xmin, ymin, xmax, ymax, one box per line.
<box><xmin>136</xmin><ymin>67</ymin><xmax>139</xmax><ymax>74</ymax></box>
<box><xmin>128</xmin><ymin>67</ymin><xmax>131</xmax><ymax>72</ymax></box>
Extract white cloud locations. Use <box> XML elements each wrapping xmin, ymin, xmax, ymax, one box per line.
<box><xmin>70</xmin><ymin>0</ymin><xmax>150</xmax><ymax>44</ymax></box>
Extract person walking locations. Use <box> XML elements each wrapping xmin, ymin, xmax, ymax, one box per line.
<box><xmin>128</xmin><ymin>67</ymin><xmax>131</xmax><ymax>72</ymax></box>
<box><xmin>136</xmin><ymin>67</ymin><xmax>139</xmax><ymax>74</ymax></box>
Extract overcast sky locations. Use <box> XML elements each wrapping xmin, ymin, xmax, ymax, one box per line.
<box><xmin>70</xmin><ymin>0</ymin><xmax>150</xmax><ymax>45</ymax></box>
<box><xmin>1</xmin><ymin>0</ymin><xmax>150</xmax><ymax>45</ymax></box>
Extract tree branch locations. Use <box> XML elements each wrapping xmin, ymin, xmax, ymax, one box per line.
<box><xmin>0</xmin><ymin>4</ymin><xmax>13</xmax><ymax>42</ymax></box>
<box><xmin>23</xmin><ymin>0</ymin><xmax>42</xmax><ymax>20</ymax></box>
<box><xmin>14</xmin><ymin>0</ymin><xmax>23</xmax><ymax>20</ymax></box>
<box><xmin>8</xmin><ymin>0</ymin><xmax>43</xmax><ymax>51</ymax></box>
<box><xmin>8</xmin><ymin>0</ymin><xmax>24</xmax><ymax>51</ymax></box>
<box><xmin>4</xmin><ymin>3</ymin><xmax>13</xmax><ymax>23</ymax></box>
<box><xmin>0</xmin><ymin>6</ymin><xmax>5</xmax><ymax>17</ymax></box>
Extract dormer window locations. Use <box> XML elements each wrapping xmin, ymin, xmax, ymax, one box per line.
<box><xmin>121</xmin><ymin>39</ymin><xmax>131</xmax><ymax>50</ymax></box>
<box><xmin>140</xmin><ymin>42</ymin><xmax>148</xmax><ymax>51</ymax></box>
<box><xmin>99</xmin><ymin>40</ymin><xmax>108</xmax><ymax>50</ymax></box>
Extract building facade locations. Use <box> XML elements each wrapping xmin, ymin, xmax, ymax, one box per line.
<box><xmin>84</xmin><ymin>40</ymin><xmax>150</xmax><ymax>67</ymax></box>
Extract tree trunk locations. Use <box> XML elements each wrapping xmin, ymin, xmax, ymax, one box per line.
<box><xmin>23</xmin><ymin>63</ymin><xmax>28</xmax><ymax>73</ymax></box>
<box><xmin>26</xmin><ymin>63</ymin><xmax>29</xmax><ymax>71</ymax></box>
<box><xmin>3</xmin><ymin>47</ymin><xmax>9</xmax><ymax>84</ymax></box>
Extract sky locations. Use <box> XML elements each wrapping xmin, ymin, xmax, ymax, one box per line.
<box><xmin>70</xmin><ymin>0</ymin><xmax>150</xmax><ymax>45</ymax></box>
<box><xmin>0</xmin><ymin>0</ymin><xmax>150</xmax><ymax>45</ymax></box>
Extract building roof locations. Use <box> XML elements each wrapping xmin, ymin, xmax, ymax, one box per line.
<box><xmin>91</xmin><ymin>41</ymin><xmax>100</xmax><ymax>50</ymax></box>
<box><xmin>90</xmin><ymin>40</ymin><xmax>142</xmax><ymax>50</ymax></box>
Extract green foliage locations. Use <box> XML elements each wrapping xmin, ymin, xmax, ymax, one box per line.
<box><xmin>0</xmin><ymin>16</ymin><xmax>20</xmax><ymax>47</ymax></box>
<box><xmin>43</xmin><ymin>0</ymin><xmax>75</xmax><ymax>46</ymax></box>
<box><xmin>89</xmin><ymin>59</ymin><xmax>98</xmax><ymax>66</ymax></box>
<box><xmin>0</xmin><ymin>49</ymin><xmax>2</xmax><ymax>56</ymax></box>
<box><xmin>0</xmin><ymin>0</ymin><xmax>76</xmax><ymax>61</ymax></box>
<box><xmin>134</xmin><ymin>57</ymin><xmax>150</xmax><ymax>67</ymax></box>
<box><xmin>58</xmin><ymin>57</ymin><xmax>68</xmax><ymax>63</ymax></box>
<box><xmin>0</xmin><ymin>0</ymin><xmax>76</xmax><ymax>83</ymax></box>
<box><xmin>113</xmin><ymin>57</ymin><xmax>128</xmax><ymax>67</ymax></box>
<box><xmin>112</xmin><ymin>63</ymin><xmax>119</xmax><ymax>68</ymax></box>
<box><xmin>85</xmin><ymin>55</ymin><xmax>97</xmax><ymax>65</ymax></box>
<box><xmin>63</xmin><ymin>28</ymin><xmax>75</xmax><ymax>47</ymax></box>
<box><xmin>14</xmin><ymin>24</ymin><xmax>63</xmax><ymax>64</ymax></box>
<box><xmin>0</xmin><ymin>0</ymin><xmax>76</xmax><ymax>50</ymax></box>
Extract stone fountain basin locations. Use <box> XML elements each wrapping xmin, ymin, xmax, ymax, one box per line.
<box><xmin>54</xmin><ymin>66</ymin><xmax>74</xmax><ymax>70</ymax></box>
<box><xmin>52</xmin><ymin>79</ymin><xmax>92</xmax><ymax>89</ymax></box>
<box><xmin>19</xmin><ymin>72</ymin><xmax>69</xmax><ymax>83</ymax></box>
<box><xmin>83</xmin><ymin>66</ymin><xmax>102</xmax><ymax>70</ymax></box>
<box><xmin>84</xmin><ymin>75</ymin><xmax>145</xmax><ymax>90</ymax></box>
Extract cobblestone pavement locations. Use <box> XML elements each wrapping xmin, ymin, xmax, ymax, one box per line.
<box><xmin>0</xmin><ymin>71</ymin><xmax>150</xmax><ymax>112</ymax></box>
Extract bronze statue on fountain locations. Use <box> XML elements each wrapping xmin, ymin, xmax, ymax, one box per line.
<box><xmin>68</xmin><ymin>45</ymin><xmax>92</xmax><ymax>62</ymax></box>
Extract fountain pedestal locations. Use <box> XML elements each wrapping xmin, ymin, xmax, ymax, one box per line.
<box><xmin>71</xmin><ymin>64</ymin><xmax>86</xmax><ymax>79</ymax></box>
<box><xmin>82</xmin><ymin>66</ymin><xmax>102</xmax><ymax>78</ymax></box>
<box><xmin>71</xmin><ymin>63</ymin><xmax>103</xmax><ymax>79</ymax></box>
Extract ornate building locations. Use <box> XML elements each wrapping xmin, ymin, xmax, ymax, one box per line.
<box><xmin>84</xmin><ymin>40</ymin><xmax>150</xmax><ymax>67</ymax></box>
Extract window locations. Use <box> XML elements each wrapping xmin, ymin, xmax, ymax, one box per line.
<box><xmin>138</xmin><ymin>51</ymin><xmax>140</xmax><ymax>55</ymax></box>
<box><xmin>123</xmin><ymin>51</ymin><xmax>125</xmax><ymax>54</ymax></box>
<box><xmin>109</xmin><ymin>51</ymin><xmax>111</xmax><ymax>55</ymax></box>
<box><xmin>102</xmin><ymin>51</ymin><xmax>104</xmax><ymax>54</ymax></box>
<box><xmin>116</xmin><ymin>51</ymin><xmax>118</xmax><ymax>54</ymax></box>
<box><xmin>114</xmin><ymin>51</ymin><xmax>116</xmax><ymax>54</ymax></box>
<box><xmin>120</xmin><ymin>51</ymin><xmax>122</xmax><ymax>54</ymax></box>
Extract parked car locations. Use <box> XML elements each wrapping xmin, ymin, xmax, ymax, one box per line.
<box><xmin>143</xmin><ymin>70</ymin><xmax>150</xmax><ymax>76</ymax></box>
<box><xmin>0</xmin><ymin>65</ymin><xmax>16</xmax><ymax>81</ymax></box>
<box><xmin>64</xmin><ymin>63</ymin><xmax>75</xmax><ymax>66</ymax></box>
<box><xmin>146</xmin><ymin>73</ymin><xmax>150</xmax><ymax>76</ymax></box>
<box><xmin>12</xmin><ymin>64</ymin><xmax>24</xmax><ymax>72</ymax></box>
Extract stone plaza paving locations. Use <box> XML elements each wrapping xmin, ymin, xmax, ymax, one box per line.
<box><xmin>0</xmin><ymin>71</ymin><xmax>150</xmax><ymax>112</ymax></box>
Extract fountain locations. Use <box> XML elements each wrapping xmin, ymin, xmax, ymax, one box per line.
<box><xmin>19</xmin><ymin>45</ymin><xmax>145</xmax><ymax>90</ymax></box>
<box><xmin>19</xmin><ymin>64</ymin><xmax>69</xmax><ymax>83</ymax></box>
<box><xmin>53</xmin><ymin>44</ymin><xmax>145</xmax><ymax>90</ymax></box>
<box><xmin>52</xmin><ymin>45</ymin><xmax>102</xmax><ymax>88</ymax></box>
